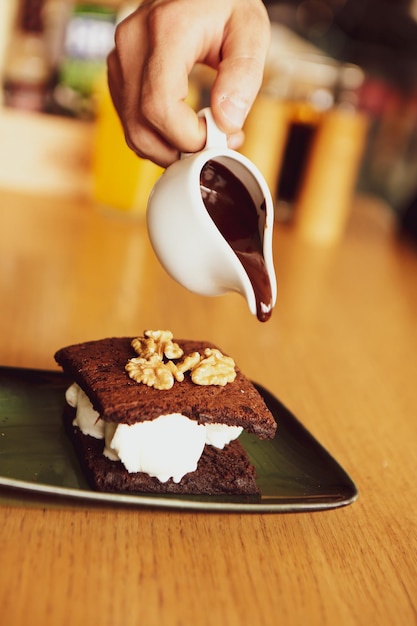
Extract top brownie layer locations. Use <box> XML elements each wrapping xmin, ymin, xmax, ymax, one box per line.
<box><xmin>54</xmin><ymin>336</ymin><xmax>276</xmax><ymax>439</ymax></box>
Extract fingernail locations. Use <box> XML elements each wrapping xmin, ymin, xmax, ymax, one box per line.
<box><xmin>219</xmin><ymin>96</ymin><xmax>248</xmax><ymax>129</ymax></box>
<box><xmin>228</xmin><ymin>133</ymin><xmax>244</xmax><ymax>150</ymax></box>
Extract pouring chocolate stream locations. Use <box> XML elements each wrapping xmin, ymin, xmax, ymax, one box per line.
<box><xmin>200</xmin><ymin>160</ymin><xmax>273</xmax><ymax>322</ymax></box>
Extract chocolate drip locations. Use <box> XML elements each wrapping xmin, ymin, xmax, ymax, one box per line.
<box><xmin>200</xmin><ymin>160</ymin><xmax>273</xmax><ymax>322</ymax></box>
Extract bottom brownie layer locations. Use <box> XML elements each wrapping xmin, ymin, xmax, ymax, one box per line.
<box><xmin>64</xmin><ymin>406</ymin><xmax>260</xmax><ymax>495</ymax></box>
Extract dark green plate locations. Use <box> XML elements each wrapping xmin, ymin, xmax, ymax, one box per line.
<box><xmin>0</xmin><ymin>366</ymin><xmax>358</xmax><ymax>512</ymax></box>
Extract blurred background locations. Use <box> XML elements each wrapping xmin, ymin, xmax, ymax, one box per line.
<box><xmin>1</xmin><ymin>0</ymin><xmax>417</xmax><ymax>241</ymax></box>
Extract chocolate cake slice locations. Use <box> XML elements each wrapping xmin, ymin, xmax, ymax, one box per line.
<box><xmin>55</xmin><ymin>333</ymin><xmax>277</xmax><ymax>495</ymax></box>
<box><xmin>55</xmin><ymin>336</ymin><xmax>276</xmax><ymax>437</ymax></box>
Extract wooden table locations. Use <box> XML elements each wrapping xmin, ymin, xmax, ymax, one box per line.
<box><xmin>0</xmin><ymin>188</ymin><xmax>416</xmax><ymax>626</ymax></box>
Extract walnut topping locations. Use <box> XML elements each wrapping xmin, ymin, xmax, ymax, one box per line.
<box><xmin>190</xmin><ymin>348</ymin><xmax>236</xmax><ymax>386</ymax></box>
<box><xmin>174</xmin><ymin>351</ymin><xmax>201</xmax><ymax>380</ymax></box>
<box><xmin>125</xmin><ymin>354</ymin><xmax>176</xmax><ymax>390</ymax></box>
<box><xmin>126</xmin><ymin>331</ymin><xmax>236</xmax><ymax>390</ymax></box>
<box><xmin>132</xmin><ymin>329</ymin><xmax>183</xmax><ymax>361</ymax></box>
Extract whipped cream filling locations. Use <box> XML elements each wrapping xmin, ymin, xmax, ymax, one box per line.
<box><xmin>65</xmin><ymin>383</ymin><xmax>243</xmax><ymax>483</ymax></box>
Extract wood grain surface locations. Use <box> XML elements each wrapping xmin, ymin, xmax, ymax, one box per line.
<box><xmin>0</xmin><ymin>189</ymin><xmax>416</xmax><ymax>626</ymax></box>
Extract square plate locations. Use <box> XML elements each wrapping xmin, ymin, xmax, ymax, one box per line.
<box><xmin>0</xmin><ymin>366</ymin><xmax>358</xmax><ymax>512</ymax></box>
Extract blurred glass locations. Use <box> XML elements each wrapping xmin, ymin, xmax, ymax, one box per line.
<box><xmin>50</xmin><ymin>2</ymin><xmax>117</xmax><ymax>118</ymax></box>
<box><xmin>265</xmin><ymin>2</ymin><xmax>417</xmax><ymax>219</ymax></box>
<box><xmin>241</xmin><ymin>36</ymin><xmax>368</xmax><ymax>243</ymax></box>
<box><xmin>358</xmin><ymin>76</ymin><xmax>417</xmax><ymax>212</ymax></box>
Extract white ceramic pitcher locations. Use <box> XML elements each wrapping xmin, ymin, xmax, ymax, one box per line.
<box><xmin>146</xmin><ymin>108</ymin><xmax>277</xmax><ymax>320</ymax></box>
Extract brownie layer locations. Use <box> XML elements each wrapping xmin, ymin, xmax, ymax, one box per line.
<box><xmin>55</xmin><ymin>337</ymin><xmax>276</xmax><ymax>439</ymax></box>
<box><xmin>64</xmin><ymin>406</ymin><xmax>260</xmax><ymax>495</ymax></box>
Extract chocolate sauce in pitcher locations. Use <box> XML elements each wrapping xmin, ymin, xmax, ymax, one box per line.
<box><xmin>200</xmin><ymin>160</ymin><xmax>273</xmax><ymax>322</ymax></box>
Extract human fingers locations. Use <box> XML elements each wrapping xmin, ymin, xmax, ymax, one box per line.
<box><xmin>108</xmin><ymin>0</ymin><xmax>270</xmax><ymax>166</ymax></box>
<box><xmin>132</xmin><ymin>1</ymin><xmax>217</xmax><ymax>159</ymax></box>
<box><xmin>108</xmin><ymin>4</ymin><xmax>183</xmax><ymax>167</ymax></box>
<box><xmin>137</xmin><ymin>0</ymin><xmax>270</xmax><ymax>156</ymax></box>
<box><xmin>137</xmin><ymin>0</ymin><xmax>262</xmax><ymax>160</ymax></box>
<box><xmin>210</xmin><ymin>0</ymin><xmax>271</xmax><ymax>135</ymax></box>
<box><xmin>107</xmin><ymin>48</ymin><xmax>123</xmax><ymax>119</ymax></box>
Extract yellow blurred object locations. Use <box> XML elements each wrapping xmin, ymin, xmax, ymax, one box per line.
<box><xmin>294</xmin><ymin>108</ymin><xmax>369</xmax><ymax>244</ymax></box>
<box><xmin>240</xmin><ymin>94</ymin><xmax>291</xmax><ymax>196</ymax></box>
<box><xmin>93</xmin><ymin>74</ymin><xmax>200</xmax><ymax>215</ymax></box>
<box><xmin>92</xmin><ymin>78</ymin><xmax>164</xmax><ymax>216</ymax></box>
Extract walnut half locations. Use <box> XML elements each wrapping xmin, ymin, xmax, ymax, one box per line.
<box><xmin>125</xmin><ymin>354</ymin><xmax>175</xmax><ymax>390</ymax></box>
<box><xmin>131</xmin><ymin>330</ymin><xmax>183</xmax><ymax>361</ymax></box>
<box><xmin>190</xmin><ymin>348</ymin><xmax>236</xmax><ymax>386</ymax></box>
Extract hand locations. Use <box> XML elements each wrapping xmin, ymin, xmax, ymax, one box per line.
<box><xmin>107</xmin><ymin>0</ymin><xmax>271</xmax><ymax>167</ymax></box>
